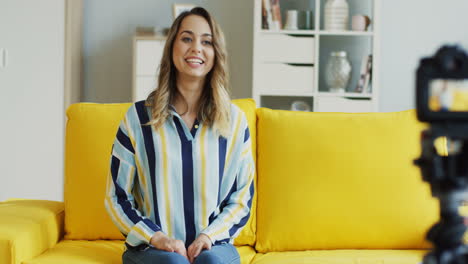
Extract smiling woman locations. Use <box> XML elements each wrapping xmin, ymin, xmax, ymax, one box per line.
<box><xmin>146</xmin><ymin>7</ymin><xmax>231</xmax><ymax>138</ymax></box>
<box><xmin>105</xmin><ymin>6</ymin><xmax>254</xmax><ymax>264</ymax></box>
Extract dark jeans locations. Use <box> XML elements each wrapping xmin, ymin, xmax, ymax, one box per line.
<box><xmin>122</xmin><ymin>243</ymin><xmax>240</xmax><ymax>264</ymax></box>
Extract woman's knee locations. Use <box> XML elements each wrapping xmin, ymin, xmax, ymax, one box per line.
<box><xmin>123</xmin><ymin>248</ymin><xmax>189</xmax><ymax>264</ymax></box>
<box><xmin>156</xmin><ymin>253</ymin><xmax>189</xmax><ymax>264</ymax></box>
<box><xmin>194</xmin><ymin>250</ymin><xmax>223</xmax><ymax>264</ymax></box>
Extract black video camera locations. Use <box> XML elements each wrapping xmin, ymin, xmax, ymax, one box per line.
<box><xmin>417</xmin><ymin>46</ymin><xmax>468</xmax><ymax>122</ymax></box>
<box><xmin>415</xmin><ymin>45</ymin><xmax>468</xmax><ymax>264</ymax></box>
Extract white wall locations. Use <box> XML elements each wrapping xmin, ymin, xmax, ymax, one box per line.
<box><xmin>204</xmin><ymin>0</ymin><xmax>254</xmax><ymax>99</ymax></box>
<box><xmin>0</xmin><ymin>0</ymin><xmax>65</xmax><ymax>201</ymax></box>
<box><xmin>379</xmin><ymin>0</ymin><xmax>468</xmax><ymax>112</ymax></box>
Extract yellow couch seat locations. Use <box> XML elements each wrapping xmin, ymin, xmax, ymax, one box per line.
<box><xmin>23</xmin><ymin>240</ymin><xmax>255</xmax><ymax>264</ymax></box>
<box><xmin>251</xmin><ymin>249</ymin><xmax>427</xmax><ymax>264</ymax></box>
<box><xmin>23</xmin><ymin>241</ymin><xmax>124</xmax><ymax>264</ymax></box>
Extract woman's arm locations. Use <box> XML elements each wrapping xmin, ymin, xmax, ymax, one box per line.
<box><xmin>104</xmin><ymin>112</ymin><xmax>161</xmax><ymax>247</ymax></box>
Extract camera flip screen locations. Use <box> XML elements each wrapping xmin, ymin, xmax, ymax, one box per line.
<box><xmin>429</xmin><ymin>79</ymin><xmax>468</xmax><ymax>112</ymax></box>
<box><xmin>416</xmin><ymin>45</ymin><xmax>468</xmax><ymax>122</ymax></box>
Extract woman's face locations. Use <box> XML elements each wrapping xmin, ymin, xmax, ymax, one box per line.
<box><xmin>172</xmin><ymin>15</ymin><xmax>215</xmax><ymax>81</ymax></box>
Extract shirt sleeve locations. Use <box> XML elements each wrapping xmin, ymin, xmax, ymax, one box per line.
<box><xmin>201</xmin><ymin>115</ymin><xmax>255</xmax><ymax>244</ymax></box>
<box><xmin>104</xmin><ymin>111</ymin><xmax>161</xmax><ymax>247</ymax></box>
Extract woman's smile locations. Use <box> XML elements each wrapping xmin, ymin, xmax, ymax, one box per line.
<box><xmin>185</xmin><ymin>56</ymin><xmax>205</xmax><ymax>68</ymax></box>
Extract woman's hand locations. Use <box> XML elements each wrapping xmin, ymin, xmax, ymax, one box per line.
<box><xmin>187</xmin><ymin>233</ymin><xmax>212</xmax><ymax>263</ymax></box>
<box><xmin>150</xmin><ymin>231</ymin><xmax>188</xmax><ymax>259</ymax></box>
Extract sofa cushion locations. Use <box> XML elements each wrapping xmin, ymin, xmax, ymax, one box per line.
<box><xmin>0</xmin><ymin>200</ymin><xmax>64</xmax><ymax>264</ymax></box>
<box><xmin>65</xmin><ymin>103</ymin><xmax>131</xmax><ymax>241</ymax></box>
<box><xmin>64</xmin><ymin>99</ymin><xmax>257</xmax><ymax>246</ymax></box>
<box><xmin>23</xmin><ymin>240</ymin><xmax>124</xmax><ymax>264</ymax></box>
<box><xmin>23</xmin><ymin>240</ymin><xmax>256</xmax><ymax>264</ymax></box>
<box><xmin>256</xmin><ymin>108</ymin><xmax>439</xmax><ymax>252</ymax></box>
<box><xmin>251</xmin><ymin>249</ymin><xmax>427</xmax><ymax>264</ymax></box>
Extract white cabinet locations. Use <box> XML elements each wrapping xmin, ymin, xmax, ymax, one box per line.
<box><xmin>258</xmin><ymin>64</ymin><xmax>314</xmax><ymax>95</ymax></box>
<box><xmin>315</xmin><ymin>96</ymin><xmax>373</xmax><ymax>112</ymax></box>
<box><xmin>257</xmin><ymin>34</ymin><xmax>315</xmax><ymax>63</ymax></box>
<box><xmin>253</xmin><ymin>0</ymin><xmax>381</xmax><ymax>112</ymax></box>
<box><xmin>0</xmin><ymin>0</ymin><xmax>65</xmax><ymax>201</ymax></box>
<box><xmin>132</xmin><ymin>35</ymin><xmax>166</xmax><ymax>102</ymax></box>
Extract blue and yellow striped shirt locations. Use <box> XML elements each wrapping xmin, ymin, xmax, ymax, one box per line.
<box><xmin>105</xmin><ymin>100</ymin><xmax>254</xmax><ymax>247</ymax></box>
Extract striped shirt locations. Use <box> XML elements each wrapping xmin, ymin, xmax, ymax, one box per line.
<box><xmin>104</xmin><ymin>100</ymin><xmax>255</xmax><ymax>247</ymax></box>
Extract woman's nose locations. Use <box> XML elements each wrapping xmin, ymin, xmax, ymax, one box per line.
<box><xmin>191</xmin><ymin>41</ymin><xmax>202</xmax><ymax>53</ymax></box>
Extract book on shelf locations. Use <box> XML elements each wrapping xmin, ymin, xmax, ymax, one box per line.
<box><xmin>261</xmin><ymin>0</ymin><xmax>272</xmax><ymax>29</ymax></box>
<box><xmin>270</xmin><ymin>0</ymin><xmax>282</xmax><ymax>30</ymax></box>
<box><xmin>355</xmin><ymin>54</ymin><xmax>373</xmax><ymax>93</ymax></box>
<box><xmin>364</xmin><ymin>55</ymin><xmax>373</xmax><ymax>93</ymax></box>
<box><xmin>261</xmin><ymin>0</ymin><xmax>282</xmax><ymax>30</ymax></box>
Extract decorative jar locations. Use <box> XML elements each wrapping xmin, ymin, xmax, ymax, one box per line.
<box><xmin>325</xmin><ymin>51</ymin><xmax>352</xmax><ymax>93</ymax></box>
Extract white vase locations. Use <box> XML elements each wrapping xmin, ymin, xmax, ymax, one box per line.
<box><xmin>324</xmin><ymin>0</ymin><xmax>349</xmax><ymax>31</ymax></box>
<box><xmin>325</xmin><ymin>51</ymin><xmax>352</xmax><ymax>93</ymax></box>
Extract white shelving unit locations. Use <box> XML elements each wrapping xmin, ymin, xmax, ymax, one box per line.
<box><xmin>132</xmin><ymin>34</ymin><xmax>166</xmax><ymax>102</ymax></box>
<box><xmin>252</xmin><ymin>0</ymin><xmax>381</xmax><ymax>112</ymax></box>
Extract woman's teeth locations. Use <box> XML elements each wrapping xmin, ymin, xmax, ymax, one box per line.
<box><xmin>186</xmin><ymin>59</ymin><xmax>203</xmax><ymax>64</ymax></box>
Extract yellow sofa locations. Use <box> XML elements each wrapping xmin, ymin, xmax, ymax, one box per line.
<box><xmin>0</xmin><ymin>98</ymin><xmax>448</xmax><ymax>264</ymax></box>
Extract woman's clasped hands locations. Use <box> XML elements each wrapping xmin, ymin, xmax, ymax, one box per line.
<box><xmin>150</xmin><ymin>231</ymin><xmax>212</xmax><ymax>263</ymax></box>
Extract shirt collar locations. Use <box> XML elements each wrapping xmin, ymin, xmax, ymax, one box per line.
<box><xmin>168</xmin><ymin>104</ymin><xmax>178</xmax><ymax>116</ymax></box>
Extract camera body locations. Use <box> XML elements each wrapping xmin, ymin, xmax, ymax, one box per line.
<box><xmin>415</xmin><ymin>45</ymin><xmax>468</xmax><ymax>264</ymax></box>
<box><xmin>417</xmin><ymin>46</ymin><xmax>468</xmax><ymax>123</ymax></box>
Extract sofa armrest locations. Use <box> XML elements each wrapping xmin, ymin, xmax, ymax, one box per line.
<box><xmin>0</xmin><ymin>199</ymin><xmax>64</xmax><ymax>264</ymax></box>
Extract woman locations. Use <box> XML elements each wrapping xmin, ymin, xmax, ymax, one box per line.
<box><xmin>105</xmin><ymin>7</ymin><xmax>254</xmax><ymax>264</ymax></box>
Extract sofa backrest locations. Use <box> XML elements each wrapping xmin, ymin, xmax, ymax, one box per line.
<box><xmin>255</xmin><ymin>108</ymin><xmax>439</xmax><ymax>252</ymax></box>
<box><xmin>63</xmin><ymin>99</ymin><xmax>257</xmax><ymax>246</ymax></box>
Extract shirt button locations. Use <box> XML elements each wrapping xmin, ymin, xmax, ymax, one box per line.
<box><xmin>194</xmin><ymin>125</ymin><xmax>199</xmax><ymax>129</ymax></box>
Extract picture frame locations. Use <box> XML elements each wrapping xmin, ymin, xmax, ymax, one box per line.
<box><xmin>173</xmin><ymin>4</ymin><xmax>196</xmax><ymax>20</ymax></box>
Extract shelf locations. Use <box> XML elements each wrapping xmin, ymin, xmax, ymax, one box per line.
<box><xmin>317</xmin><ymin>92</ymin><xmax>372</xmax><ymax>99</ymax></box>
<box><xmin>259</xmin><ymin>29</ymin><xmax>373</xmax><ymax>36</ymax></box>
<box><xmin>257</xmin><ymin>92</ymin><xmax>372</xmax><ymax>99</ymax></box>
<box><xmin>134</xmin><ymin>34</ymin><xmax>167</xmax><ymax>41</ymax></box>
<box><xmin>260</xmin><ymin>95</ymin><xmax>314</xmax><ymax>111</ymax></box>
<box><xmin>319</xmin><ymin>30</ymin><xmax>374</xmax><ymax>36</ymax></box>
<box><xmin>260</xmin><ymin>29</ymin><xmax>316</xmax><ymax>35</ymax></box>
<box><xmin>261</xmin><ymin>62</ymin><xmax>314</xmax><ymax>66</ymax></box>
<box><xmin>258</xmin><ymin>91</ymin><xmax>314</xmax><ymax>97</ymax></box>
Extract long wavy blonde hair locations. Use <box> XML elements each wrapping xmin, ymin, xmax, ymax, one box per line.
<box><xmin>144</xmin><ymin>7</ymin><xmax>231</xmax><ymax>137</ymax></box>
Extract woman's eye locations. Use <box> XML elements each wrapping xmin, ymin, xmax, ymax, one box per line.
<box><xmin>182</xmin><ymin>37</ymin><xmax>192</xmax><ymax>43</ymax></box>
<box><xmin>202</xmin><ymin>40</ymin><xmax>213</xmax><ymax>45</ymax></box>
